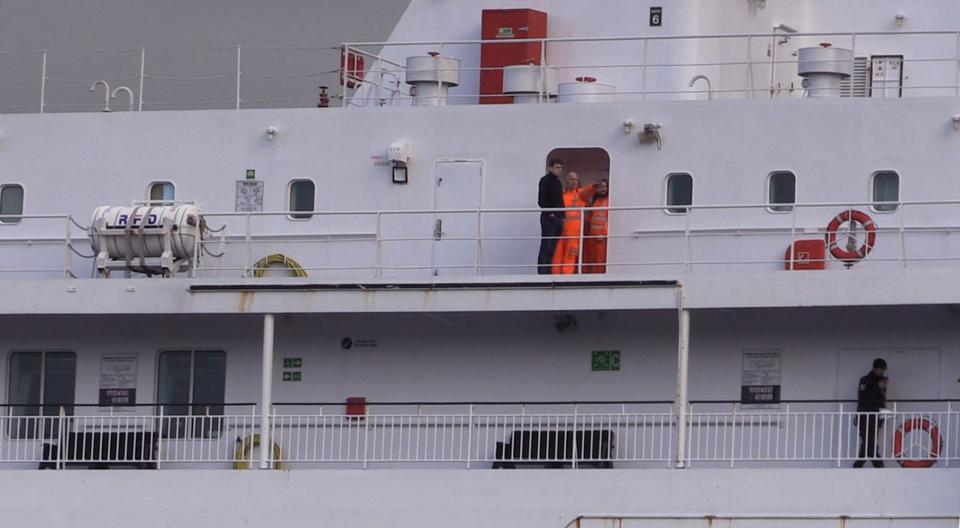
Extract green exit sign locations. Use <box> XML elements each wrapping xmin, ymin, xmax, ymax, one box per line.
<box><xmin>592</xmin><ymin>350</ymin><xmax>622</xmax><ymax>371</ymax></box>
<box><xmin>282</xmin><ymin>371</ymin><xmax>302</xmax><ymax>382</ymax></box>
<box><xmin>283</xmin><ymin>357</ymin><xmax>302</xmax><ymax>368</ymax></box>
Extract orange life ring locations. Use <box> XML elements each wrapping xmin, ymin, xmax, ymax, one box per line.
<box><xmin>826</xmin><ymin>209</ymin><xmax>877</xmax><ymax>262</ymax></box>
<box><xmin>893</xmin><ymin>417</ymin><xmax>941</xmax><ymax>468</ymax></box>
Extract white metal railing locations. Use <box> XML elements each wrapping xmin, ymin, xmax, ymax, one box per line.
<box><xmin>4</xmin><ymin>199</ymin><xmax>960</xmax><ymax>279</ymax></box>
<box><xmin>0</xmin><ymin>401</ymin><xmax>955</xmax><ymax>469</ymax></box>
<box><xmin>344</xmin><ymin>31</ymin><xmax>960</xmax><ymax>105</ymax></box>
<box><xmin>2</xmin><ymin>31</ymin><xmax>959</xmax><ymax>114</ymax></box>
<box><xmin>568</xmin><ymin>514</ymin><xmax>960</xmax><ymax>528</ymax></box>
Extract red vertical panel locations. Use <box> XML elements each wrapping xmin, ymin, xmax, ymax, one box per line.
<box><xmin>480</xmin><ymin>9</ymin><xmax>548</xmax><ymax>104</ymax></box>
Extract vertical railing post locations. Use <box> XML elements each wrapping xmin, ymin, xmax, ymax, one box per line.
<box><xmin>675</xmin><ymin>286</ymin><xmax>690</xmax><ymax>468</ymax></box>
<box><xmin>682</xmin><ymin>207</ymin><xmax>692</xmax><ymax>272</ymax></box>
<box><xmin>944</xmin><ymin>401</ymin><xmax>951</xmax><ymax>468</ymax></box>
<box><xmin>899</xmin><ymin>201</ymin><xmax>907</xmax><ymax>268</ymax></box>
<box><xmin>63</xmin><ymin>216</ymin><xmax>72</xmax><ymax>278</ymax></box>
<box><xmin>538</xmin><ymin>38</ymin><xmax>546</xmax><ymax>103</ymax></box>
<box><xmin>474</xmin><ymin>210</ymin><xmax>483</xmax><ymax>276</ymax></box>
<box><xmin>378</xmin><ymin>51</ymin><xmax>385</xmax><ymax>106</ymax></box>
<box><xmin>243</xmin><ymin>213</ymin><xmax>252</xmax><ymax>277</ymax></box>
<box><xmin>57</xmin><ymin>406</ymin><xmax>65</xmax><ymax>469</ymax></box>
<box><xmin>437</xmin><ymin>43</ymin><xmax>445</xmax><ymax>105</ymax></box>
<box><xmin>577</xmin><ymin>206</ymin><xmax>586</xmax><ymax>274</ymax></box>
<box><xmin>157</xmin><ymin>405</ymin><xmax>164</xmax><ymax>469</ymax></box>
<box><xmin>341</xmin><ymin>44</ymin><xmax>349</xmax><ymax>108</ymax></box>
<box><xmin>235</xmin><ymin>46</ymin><xmax>242</xmax><ymax>110</ymax></box>
<box><xmin>788</xmin><ymin>203</ymin><xmax>798</xmax><ymax>269</ymax></box>
<box><xmin>260</xmin><ymin>314</ymin><xmax>275</xmax><ymax>469</ymax></box>
<box><xmin>466</xmin><ymin>404</ymin><xmax>474</xmax><ymax>469</ymax></box>
<box><xmin>746</xmin><ymin>35</ymin><xmax>755</xmax><ymax>99</ymax></box>
<box><xmin>571</xmin><ymin>404</ymin><xmax>579</xmax><ymax>469</ymax></box>
<box><xmin>729</xmin><ymin>403</ymin><xmax>738</xmax><ymax>468</ymax></box>
<box><xmin>362</xmin><ymin>406</ymin><xmax>369</xmax><ymax>469</ymax></box>
<box><xmin>138</xmin><ymin>47</ymin><xmax>146</xmax><ymax>112</ymax></box>
<box><xmin>375</xmin><ymin>212</ymin><xmax>383</xmax><ymax>278</ymax></box>
<box><xmin>40</xmin><ymin>50</ymin><xmax>48</xmax><ymax>114</ymax></box>
<box><xmin>836</xmin><ymin>402</ymin><xmax>844</xmax><ymax>468</ymax></box>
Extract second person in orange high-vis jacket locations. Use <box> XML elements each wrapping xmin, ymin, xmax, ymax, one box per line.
<box><xmin>583</xmin><ymin>178</ymin><xmax>609</xmax><ymax>274</ymax></box>
<box><xmin>552</xmin><ymin>172</ymin><xmax>597</xmax><ymax>274</ymax></box>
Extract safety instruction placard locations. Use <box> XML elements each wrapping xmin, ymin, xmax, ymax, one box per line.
<box><xmin>741</xmin><ymin>350</ymin><xmax>781</xmax><ymax>404</ymax></box>
<box><xmin>235</xmin><ymin>180</ymin><xmax>264</xmax><ymax>212</ymax></box>
<box><xmin>99</xmin><ymin>355</ymin><xmax>138</xmax><ymax>406</ymax></box>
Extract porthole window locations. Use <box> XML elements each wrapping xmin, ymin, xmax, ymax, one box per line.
<box><xmin>0</xmin><ymin>184</ymin><xmax>24</xmax><ymax>224</ymax></box>
<box><xmin>148</xmin><ymin>181</ymin><xmax>175</xmax><ymax>203</ymax></box>
<box><xmin>665</xmin><ymin>173</ymin><xmax>693</xmax><ymax>214</ymax></box>
<box><xmin>767</xmin><ymin>171</ymin><xmax>796</xmax><ymax>212</ymax></box>
<box><xmin>288</xmin><ymin>180</ymin><xmax>315</xmax><ymax>219</ymax></box>
<box><xmin>871</xmin><ymin>171</ymin><xmax>899</xmax><ymax>212</ymax></box>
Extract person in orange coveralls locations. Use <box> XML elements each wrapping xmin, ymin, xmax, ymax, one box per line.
<box><xmin>552</xmin><ymin>172</ymin><xmax>596</xmax><ymax>274</ymax></box>
<box><xmin>582</xmin><ymin>178</ymin><xmax>609</xmax><ymax>274</ymax></box>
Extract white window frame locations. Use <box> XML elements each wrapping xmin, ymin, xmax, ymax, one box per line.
<box><xmin>663</xmin><ymin>172</ymin><xmax>694</xmax><ymax>215</ymax></box>
<box><xmin>0</xmin><ymin>183</ymin><xmax>25</xmax><ymax>225</ymax></box>
<box><xmin>870</xmin><ymin>170</ymin><xmax>900</xmax><ymax>213</ymax></box>
<box><xmin>766</xmin><ymin>171</ymin><xmax>797</xmax><ymax>213</ymax></box>
<box><xmin>287</xmin><ymin>179</ymin><xmax>316</xmax><ymax>221</ymax></box>
<box><xmin>146</xmin><ymin>181</ymin><xmax>176</xmax><ymax>203</ymax></box>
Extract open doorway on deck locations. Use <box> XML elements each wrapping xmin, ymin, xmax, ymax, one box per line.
<box><xmin>545</xmin><ymin>148</ymin><xmax>611</xmax><ymax>274</ymax></box>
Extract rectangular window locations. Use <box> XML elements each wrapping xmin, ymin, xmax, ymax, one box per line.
<box><xmin>872</xmin><ymin>171</ymin><xmax>899</xmax><ymax>212</ymax></box>
<box><xmin>157</xmin><ymin>350</ymin><xmax>226</xmax><ymax>438</ymax></box>
<box><xmin>8</xmin><ymin>351</ymin><xmax>76</xmax><ymax>438</ymax></box>
<box><xmin>148</xmin><ymin>181</ymin><xmax>175</xmax><ymax>203</ymax></box>
<box><xmin>767</xmin><ymin>171</ymin><xmax>796</xmax><ymax>212</ymax></box>
<box><xmin>289</xmin><ymin>180</ymin><xmax>315</xmax><ymax>219</ymax></box>
<box><xmin>0</xmin><ymin>184</ymin><xmax>24</xmax><ymax>224</ymax></box>
<box><xmin>665</xmin><ymin>173</ymin><xmax>693</xmax><ymax>214</ymax></box>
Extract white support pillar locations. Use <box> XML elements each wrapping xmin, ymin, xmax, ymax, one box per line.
<box><xmin>260</xmin><ymin>313</ymin><xmax>275</xmax><ymax>469</ymax></box>
<box><xmin>674</xmin><ymin>286</ymin><xmax>690</xmax><ymax>468</ymax></box>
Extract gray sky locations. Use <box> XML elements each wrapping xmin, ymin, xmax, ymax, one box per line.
<box><xmin>0</xmin><ymin>0</ymin><xmax>411</xmax><ymax>112</ymax></box>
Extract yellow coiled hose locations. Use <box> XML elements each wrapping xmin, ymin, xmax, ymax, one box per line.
<box><xmin>233</xmin><ymin>434</ymin><xmax>283</xmax><ymax>469</ymax></box>
<box><xmin>252</xmin><ymin>253</ymin><xmax>308</xmax><ymax>278</ymax></box>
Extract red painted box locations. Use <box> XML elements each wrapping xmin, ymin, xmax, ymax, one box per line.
<box><xmin>785</xmin><ymin>239</ymin><xmax>826</xmax><ymax>270</ymax></box>
<box><xmin>346</xmin><ymin>397</ymin><xmax>367</xmax><ymax>417</ymax></box>
<box><xmin>480</xmin><ymin>9</ymin><xmax>548</xmax><ymax>104</ymax></box>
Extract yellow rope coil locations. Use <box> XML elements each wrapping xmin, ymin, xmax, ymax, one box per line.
<box><xmin>233</xmin><ymin>434</ymin><xmax>283</xmax><ymax>469</ymax></box>
<box><xmin>252</xmin><ymin>253</ymin><xmax>308</xmax><ymax>278</ymax></box>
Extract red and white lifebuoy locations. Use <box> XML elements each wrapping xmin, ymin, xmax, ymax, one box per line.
<box><xmin>893</xmin><ymin>417</ymin><xmax>942</xmax><ymax>468</ymax></box>
<box><xmin>826</xmin><ymin>209</ymin><xmax>877</xmax><ymax>262</ymax></box>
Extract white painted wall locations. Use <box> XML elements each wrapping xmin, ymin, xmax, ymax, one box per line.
<box><xmin>0</xmin><ymin>469</ymin><xmax>956</xmax><ymax>528</ymax></box>
<box><xmin>1</xmin><ymin>97</ymin><xmax>959</xmax><ymax>279</ymax></box>
<box><xmin>1</xmin><ymin>306</ymin><xmax>956</xmax><ymax>408</ymax></box>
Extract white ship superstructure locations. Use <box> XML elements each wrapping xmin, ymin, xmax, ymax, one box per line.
<box><xmin>0</xmin><ymin>1</ymin><xmax>959</xmax><ymax>527</ymax></box>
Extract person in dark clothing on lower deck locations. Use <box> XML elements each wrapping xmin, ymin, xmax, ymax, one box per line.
<box><xmin>537</xmin><ymin>158</ymin><xmax>566</xmax><ymax>274</ymax></box>
<box><xmin>854</xmin><ymin>358</ymin><xmax>888</xmax><ymax>468</ymax></box>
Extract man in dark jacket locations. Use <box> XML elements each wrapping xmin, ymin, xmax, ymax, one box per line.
<box><xmin>853</xmin><ymin>358</ymin><xmax>888</xmax><ymax>468</ymax></box>
<box><xmin>537</xmin><ymin>158</ymin><xmax>566</xmax><ymax>274</ymax></box>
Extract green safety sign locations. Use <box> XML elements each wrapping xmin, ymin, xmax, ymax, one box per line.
<box><xmin>245</xmin><ymin>169</ymin><xmax>256</xmax><ymax>180</ymax></box>
<box><xmin>591</xmin><ymin>350</ymin><xmax>621</xmax><ymax>371</ymax></box>
<box><xmin>283</xmin><ymin>358</ymin><xmax>303</xmax><ymax>369</ymax></box>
